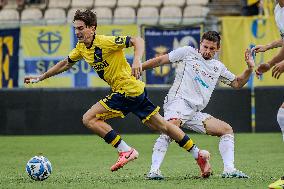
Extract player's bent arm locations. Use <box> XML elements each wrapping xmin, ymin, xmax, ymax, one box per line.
<box><xmin>252</xmin><ymin>39</ymin><xmax>283</xmax><ymax>53</ymax></box>
<box><xmin>267</xmin><ymin>45</ymin><xmax>284</xmax><ymax>67</ymax></box>
<box><xmin>129</xmin><ymin>37</ymin><xmax>144</xmax><ymax>61</ymax></box>
<box><xmin>230</xmin><ymin>67</ymin><xmax>253</xmax><ymax>89</ymax></box>
<box><xmin>230</xmin><ymin>49</ymin><xmax>254</xmax><ymax>89</ymax></box>
<box><xmin>266</xmin><ymin>39</ymin><xmax>283</xmax><ymax>49</ymax></box>
<box><xmin>142</xmin><ymin>54</ymin><xmax>170</xmax><ymax>71</ymax></box>
<box><xmin>39</xmin><ymin>58</ymin><xmax>72</xmax><ymax>81</ymax></box>
<box><xmin>129</xmin><ymin>37</ymin><xmax>144</xmax><ymax>79</ymax></box>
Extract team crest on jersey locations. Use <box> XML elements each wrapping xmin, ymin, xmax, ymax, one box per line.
<box><xmin>115</xmin><ymin>36</ymin><xmax>124</xmax><ymax>44</ymax></box>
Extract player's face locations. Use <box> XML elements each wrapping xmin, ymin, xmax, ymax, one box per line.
<box><xmin>277</xmin><ymin>0</ymin><xmax>284</xmax><ymax>5</ymax></box>
<box><xmin>73</xmin><ymin>20</ymin><xmax>95</xmax><ymax>43</ymax></box>
<box><xmin>199</xmin><ymin>39</ymin><xmax>219</xmax><ymax>60</ymax></box>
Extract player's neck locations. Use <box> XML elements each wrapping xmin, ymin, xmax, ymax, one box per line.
<box><xmin>279</xmin><ymin>1</ymin><xmax>284</xmax><ymax>7</ymax></box>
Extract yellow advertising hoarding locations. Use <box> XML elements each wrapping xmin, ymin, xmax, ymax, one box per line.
<box><xmin>221</xmin><ymin>16</ymin><xmax>284</xmax><ymax>86</ymax></box>
<box><xmin>22</xmin><ymin>25</ymin><xmax>71</xmax><ymax>57</ymax></box>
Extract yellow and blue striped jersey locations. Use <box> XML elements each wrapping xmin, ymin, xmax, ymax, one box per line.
<box><xmin>68</xmin><ymin>35</ymin><xmax>145</xmax><ymax>96</ymax></box>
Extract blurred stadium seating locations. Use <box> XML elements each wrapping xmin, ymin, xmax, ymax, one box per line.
<box><xmin>0</xmin><ymin>0</ymin><xmax>222</xmax><ymax>25</ymax></box>
<box><xmin>3</xmin><ymin>0</ymin><xmax>271</xmax><ymax>26</ymax></box>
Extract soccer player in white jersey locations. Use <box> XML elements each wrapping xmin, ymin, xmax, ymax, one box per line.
<box><xmin>142</xmin><ymin>31</ymin><xmax>254</xmax><ymax>179</ymax></box>
<box><xmin>252</xmin><ymin>0</ymin><xmax>284</xmax><ymax>143</ymax></box>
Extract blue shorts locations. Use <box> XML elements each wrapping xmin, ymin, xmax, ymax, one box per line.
<box><xmin>98</xmin><ymin>90</ymin><xmax>160</xmax><ymax>123</ymax></box>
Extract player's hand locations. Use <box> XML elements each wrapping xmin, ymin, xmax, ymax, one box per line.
<box><xmin>251</xmin><ymin>45</ymin><xmax>268</xmax><ymax>54</ymax></box>
<box><xmin>272</xmin><ymin>61</ymin><xmax>284</xmax><ymax>79</ymax></box>
<box><xmin>255</xmin><ymin>63</ymin><xmax>271</xmax><ymax>79</ymax></box>
<box><xmin>245</xmin><ymin>49</ymin><xmax>255</xmax><ymax>70</ymax></box>
<box><xmin>24</xmin><ymin>75</ymin><xmax>42</xmax><ymax>84</ymax></box>
<box><xmin>131</xmin><ymin>59</ymin><xmax>142</xmax><ymax>80</ymax></box>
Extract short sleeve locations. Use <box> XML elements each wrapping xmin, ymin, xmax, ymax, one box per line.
<box><xmin>103</xmin><ymin>35</ymin><xmax>131</xmax><ymax>51</ymax></box>
<box><xmin>168</xmin><ymin>46</ymin><xmax>195</xmax><ymax>63</ymax></box>
<box><xmin>219</xmin><ymin>65</ymin><xmax>236</xmax><ymax>85</ymax></box>
<box><xmin>68</xmin><ymin>43</ymin><xmax>82</xmax><ymax>64</ymax></box>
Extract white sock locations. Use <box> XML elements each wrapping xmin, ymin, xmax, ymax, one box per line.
<box><xmin>219</xmin><ymin>134</ymin><xmax>235</xmax><ymax>172</ymax></box>
<box><xmin>191</xmin><ymin>145</ymin><xmax>200</xmax><ymax>159</ymax></box>
<box><xmin>150</xmin><ymin>134</ymin><xmax>172</xmax><ymax>171</ymax></box>
<box><xmin>116</xmin><ymin>140</ymin><xmax>131</xmax><ymax>152</ymax></box>
<box><xmin>277</xmin><ymin>107</ymin><xmax>284</xmax><ymax>142</ymax></box>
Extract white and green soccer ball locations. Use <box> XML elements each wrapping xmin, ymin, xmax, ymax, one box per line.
<box><xmin>26</xmin><ymin>156</ymin><xmax>52</xmax><ymax>181</ymax></box>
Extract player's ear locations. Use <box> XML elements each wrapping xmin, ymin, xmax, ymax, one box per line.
<box><xmin>217</xmin><ymin>45</ymin><xmax>220</xmax><ymax>50</ymax></box>
<box><xmin>91</xmin><ymin>25</ymin><xmax>96</xmax><ymax>31</ymax></box>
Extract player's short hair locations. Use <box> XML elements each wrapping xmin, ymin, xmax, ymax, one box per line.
<box><xmin>73</xmin><ymin>9</ymin><xmax>97</xmax><ymax>29</ymax></box>
<box><xmin>201</xmin><ymin>31</ymin><xmax>221</xmax><ymax>48</ymax></box>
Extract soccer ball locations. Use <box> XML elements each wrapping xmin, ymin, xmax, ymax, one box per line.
<box><xmin>26</xmin><ymin>156</ymin><xmax>52</xmax><ymax>181</ymax></box>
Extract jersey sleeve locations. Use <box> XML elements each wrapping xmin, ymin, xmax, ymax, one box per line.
<box><xmin>168</xmin><ymin>46</ymin><xmax>194</xmax><ymax>63</ymax></box>
<box><xmin>68</xmin><ymin>43</ymin><xmax>82</xmax><ymax>64</ymax></box>
<box><xmin>103</xmin><ymin>35</ymin><xmax>131</xmax><ymax>51</ymax></box>
<box><xmin>219</xmin><ymin>64</ymin><xmax>236</xmax><ymax>85</ymax></box>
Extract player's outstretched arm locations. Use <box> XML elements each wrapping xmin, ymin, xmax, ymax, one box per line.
<box><xmin>24</xmin><ymin>58</ymin><xmax>72</xmax><ymax>84</ymax></box>
<box><xmin>256</xmin><ymin>45</ymin><xmax>284</xmax><ymax>77</ymax></box>
<box><xmin>230</xmin><ymin>49</ymin><xmax>254</xmax><ymax>89</ymax></box>
<box><xmin>142</xmin><ymin>54</ymin><xmax>170</xmax><ymax>71</ymax></box>
<box><xmin>251</xmin><ymin>39</ymin><xmax>283</xmax><ymax>53</ymax></box>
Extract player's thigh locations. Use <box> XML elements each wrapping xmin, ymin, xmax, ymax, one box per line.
<box><xmin>183</xmin><ymin>112</ymin><xmax>211</xmax><ymax>134</ymax></box>
<box><xmin>204</xmin><ymin>117</ymin><xmax>233</xmax><ymax>136</ymax></box>
<box><xmin>83</xmin><ymin>102</ymin><xmax>109</xmax><ymax>122</ymax></box>
<box><xmin>163</xmin><ymin>97</ymin><xmax>194</xmax><ymax>125</ymax></box>
<box><xmin>144</xmin><ymin>112</ymin><xmax>167</xmax><ymax>131</ymax></box>
<box><xmin>132</xmin><ymin>92</ymin><xmax>160</xmax><ymax>124</ymax></box>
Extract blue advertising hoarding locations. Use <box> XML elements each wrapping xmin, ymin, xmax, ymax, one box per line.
<box><xmin>0</xmin><ymin>28</ymin><xmax>20</xmax><ymax>88</ymax></box>
<box><xmin>142</xmin><ymin>25</ymin><xmax>201</xmax><ymax>84</ymax></box>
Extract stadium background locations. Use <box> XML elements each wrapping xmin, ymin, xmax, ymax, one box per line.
<box><xmin>0</xmin><ymin>0</ymin><xmax>283</xmax><ymax>134</ymax></box>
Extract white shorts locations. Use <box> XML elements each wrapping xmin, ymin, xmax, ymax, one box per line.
<box><xmin>163</xmin><ymin>98</ymin><xmax>212</xmax><ymax>134</ymax></box>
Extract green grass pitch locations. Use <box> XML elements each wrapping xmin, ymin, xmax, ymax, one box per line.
<box><xmin>0</xmin><ymin>133</ymin><xmax>283</xmax><ymax>189</ymax></box>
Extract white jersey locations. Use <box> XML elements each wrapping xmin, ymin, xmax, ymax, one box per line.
<box><xmin>167</xmin><ymin>46</ymin><xmax>236</xmax><ymax>111</ymax></box>
<box><xmin>274</xmin><ymin>3</ymin><xmax>284</xmax><ymax>39</ymax></box>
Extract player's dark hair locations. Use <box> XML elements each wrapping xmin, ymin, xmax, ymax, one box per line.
<box><xmin>201</xmin><ymin>31</ymin><xmax>221</xmax><ymax>48</ymax></box>
<box><xmin>73</xmin><ymin>9</ymin><xmax>97</xmax><ymax>29</ymax></box>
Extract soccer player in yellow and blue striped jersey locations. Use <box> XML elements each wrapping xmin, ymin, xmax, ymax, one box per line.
<box><xmin>24</xmin><ymin>9</ymin><xmax>211</xmax><ymax>176</ymax></box>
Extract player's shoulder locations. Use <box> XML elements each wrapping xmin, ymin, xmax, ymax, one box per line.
<box><xmin>172</xmin><ymin>46</ymin><xmax>198</xmax><ymax>55</ymax></box>
<box><xmin>95</xmin><ymin>34</ymin><xmax>109</xmax><ymax>42</ymax></box>
<box><xmin>181</xmin><ymin>45</ymin><xmax>197</xmax><ymax>52</ymax></box>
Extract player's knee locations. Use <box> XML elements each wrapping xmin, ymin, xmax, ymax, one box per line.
<box><xmin>169</xmin><ymin>119</ymin><xmax>182</xmax><ymax>127</ymax></box>
<box><xmin>222</xmin><ymin>123</ymin><xmax>233</xmax><ymax>135</ymax></box>
<box><xmin>158</xmin><ymin>120</ymin><xmax>170</xmax><ymax>134</ymax></box>
<box><xmin>82</xmin><ymin>113</ymin><xmax>98</xmax><ymax>129</ymax></box>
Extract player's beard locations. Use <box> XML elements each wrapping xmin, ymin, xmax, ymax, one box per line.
<box><xmin>202</xmin><ymin>54</ymin><xmax>212</xmax><ymax>60</ymax></box>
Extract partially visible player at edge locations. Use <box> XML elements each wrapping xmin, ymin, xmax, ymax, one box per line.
<box><xmin>251</xmin><ymin>1</ymin><xmax>284</xmax><ymax>188</ymax></box>
<box><xmin>252</xmin><ymin>0</ymin><xmax>284</xmax><ymax>143</ymax></box>
<box><xmin>24</xmin><ymin>9</ymin><xmax>211</xmax><ymax>177</ymax></box>
<box><xmin>142</xmin><ymin>31</ymin><xmax>253</xmax><ymax>179</ymax></box>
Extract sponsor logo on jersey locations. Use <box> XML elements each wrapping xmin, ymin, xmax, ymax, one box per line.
<box><xmin>92</xmin><ymin>60</ymin><xmax>109</xmax><ymax>71</ymax></box>
<box><xmin>194</xmin><ymin>76</ymin><xmax>209</xmax><ymax>88</ymax></box>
